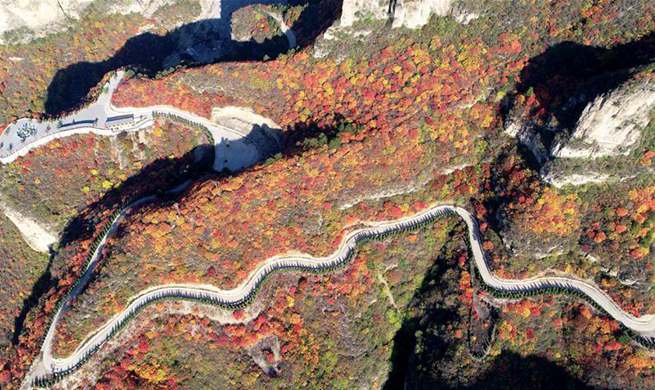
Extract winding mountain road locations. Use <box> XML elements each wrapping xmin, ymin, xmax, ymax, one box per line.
<box><xmin>6</xmin><ymin>74</ymin><xmax>655</xmax><ymax>387</ymax></box>
<box><xmin>0</xmin><ymin>1</ymin><xmax>298</xmax><ymax>168</ymax></box>
<box><xmin>6</xmin><ymin>80</ymin><xmax>655</xmax><ymax>386</ymax></box>
<box><xmin>1</xmin><ymin>32</ymin><xmax>652</xmax><ymax>390</ymax></box>
<box><xmin>21</xmin><ymin>200</ymin><xmax>655</xmax><ymax>387</ymax></box>
<box><xmin>0</xmin><ymin>70</ymin><xmax>277</xmax><ymax>172</ymax></box>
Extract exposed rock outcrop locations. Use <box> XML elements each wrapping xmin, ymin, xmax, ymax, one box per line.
<box><xmin>0</xmin><ymin>0</ymin><xmax>93</xmax><ymax>41</ymax></box>
<box><xmin>503</xmin><ymin>119</ymin><xmax>551</xmax><ymax>166</ymax></box>
<box><xmin>552</xmin><ymin>79</ymin><xmax>655</xmax><ymax>159</ymax></box>
<box><xmin>338</xmin><ymin>0</ymin><xmax>390</xmax><ymax>28</ymax></box>
<box><xmin>108</xmin><ymin>0</ymin><xmax>181</xmax><ymax>18</ymax></box>
<box><xmin>391</xmin><ymin>0</ymin><xmax>456</xmax><ymax>29</ymax></box>
<box><xmin>338</xmin><ymin>0</ymin><xmax>474</xmax><ymax>29</ymax></box>
<box><xmin>210</xmin><ymin>106</ymin><xmax>283</xmax><ymax>169</ymax></box>
<box><xmin>315</xmin><ymin>0</ymin><xmax>476</xmax><ymax>58</ymax></box>
<box><xmin>0</xmin><ymin>0</ymin><xmax>217</xmax><ymax>44</ymax></box>
<box><xmin>0</xmin><ymin>197</ymin><xmax>56</xmax><ymax>253</ymax></box>
<box><xmin>505</xmin><ymin>70</ymin><xmax>655</xmax><ymax>187</ymax></box>
<box><xmin>210</xmin><ymin>105</ymin><xmax>283</xmax><ymax>147</ymax></box>
<box><xmin>542</xmin><ymin>172</ymin><xmax>611</xmax><ymax>188</ymax></box>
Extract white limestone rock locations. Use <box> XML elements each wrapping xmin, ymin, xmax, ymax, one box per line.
<box><xmin>392</xmin><ymin>0</ymin><xmax>455</xmax><ymax>29</ymax></box>
<box><xmin>108</xmin><ymin>0</ymin><xmax>179</xmax><ymax>18</ymax></box>
<box><xmin>0</xmin><ymin>0</ymin><xmax>213</xmax><ymax>43</ymax></box>
<box><xmin>0</xmin><ymin>198</ymin><xmax>56</xmax><ymax>253</ymax></box>
<box><xmin>553</xmin><ymin>80</ymin><xmax>655</xmax><ymax>159</ymax></box>
<box><xmin>316</xmin><ymin>0</ymin><xmax>476</xmax><ymax>58</ymax></box>
<box><xmin>503</xmin><ymin>119</ymin><xmax>550</xmax><ymax>165</ymax></box>
<box><xmin>339</xmin><ymin>0</ymin><xmax>473</xmax><ymax>29</ymax></box>
<box><xmin>542</xmin><ymin>172</ymin><xmax>611</xmax><ymax>188</ymax></box>
<box><xmin>339</xmin><ymin>0</ymin><xmax>389</xmax><ymax>28</ymax></box>
<box><xmin>0</xmin><ymin>0</ymin><xmax>93</xmax><ymax>39</ymax></box>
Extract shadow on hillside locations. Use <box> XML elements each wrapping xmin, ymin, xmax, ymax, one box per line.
<box><xmin>383</xmin><ymin>227</ymin><xmax>590</xmax><ymax>390</ymax></box>
<box><xmin>11</xmin><ymin>253</ymin><xmax>54</xmax><ymax>345</ymax></box>
<box><xmin>501</xmin><ymin>31</ymin><xmax>655</xmax><ymax>159</ymax></box>
<box><xmin>44</xmin><ymin>0</ymin><xmax>342</xmax><ymax>116</ymax></box>
<box><xmin>120</xmin><ymin>114</ymin><xmax>356</xmax><ymax>217</ymax></box>
<box><xmin>11</xmin><ymin>114</ymin><xmax>355</xmax><ymax>346</ymax></box>
<box><xmin>478</xmin><ymin>147</ymin><xmax>542</xmax><ymax>234</ymax></box>
<box><xmin>383</xmin><ymin>227</ymin><xmax>462</xmax><ymax>390</ymax></box>
<box><xmin>456</xmin><ymin>351</ymin><xmax>591</xmax><ymax>390</ymax></box>
<box><xmin>11</xmin><ymin>0</ymin><xmax>348</xmax><ymax>338</ymax></box>
<box><xmin>11</xmin><ymin>143</ymin><xmax>214</xmax><ymax>346</ymax></box>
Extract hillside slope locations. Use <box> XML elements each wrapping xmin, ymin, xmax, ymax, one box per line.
<box><xmin>1</xmin><ymin>0</ymin><xmax>655</xmax><ymax>389</ymax></box>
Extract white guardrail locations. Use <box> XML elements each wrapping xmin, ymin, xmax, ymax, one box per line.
<box><xmin>6</xmin><ymin>71</ymin><xmax>654</xmax><ymax>388</ymax></box>
<box><xmin>26</xmin><ymin>203</ymin><xmax>655</xmax><ymax>387</ymax></box>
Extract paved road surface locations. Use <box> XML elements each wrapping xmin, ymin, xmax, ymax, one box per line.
<box><xmin>22</xmin><ymin>203</ymin><xmax>655</xmax><ymax>387</ymax></box>
<box><xmin>0</xmin><ymin>71</ymin><xmax>273</xmax><ymax>172</ymax></box>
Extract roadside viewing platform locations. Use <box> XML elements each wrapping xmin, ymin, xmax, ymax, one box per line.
<box><xmin>0</xmin><ymin>71</ymin><xmax>149</xmax><ymax>163</ymax></box>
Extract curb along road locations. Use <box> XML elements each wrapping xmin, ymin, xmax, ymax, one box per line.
<box><xmin>24</xmin><ymin>204</ymin><xmax>655</xmax><ymax>387</ymax></box>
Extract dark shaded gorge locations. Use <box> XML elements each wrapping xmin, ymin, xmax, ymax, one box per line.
<box><xmin>383</xmin><ymin>225</ymin><xmax>591</xmax><ymax>390</ymax></box>
<box><xmin>384</xmin><ymin>227</ymin><xmax>464</xmax><ymax>390</ymax></box>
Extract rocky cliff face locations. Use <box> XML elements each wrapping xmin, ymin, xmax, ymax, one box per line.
<box><xmin>314</xmin><ymin>0</ymin><xmax>475</xmax><ymax>58</ymax></box>
<box><xmin>0</xmin><ymin>0</ymin><xmax>94</xmax><ymax>41</ymax></box>
<box><xmin>0</xmin><ymin>0</ymin><xmax>213</xmax><ymax>43</ymax></box>
<box><xmin>338</xmin><ymin>0</ymin><xmax>390</xmax><ymax>28</ymax></box>
<box><xmin>504</xmin><ymin>68</ymin><xmax>655</xmax><ymax>187</ymax></box>
<box><xmin>339</xmin><ymin>0</ymin><xmax>473</xmax><ymax>29</ymax></box>
<box><xmin>552</xmin><ymin>79</ymin><xmax>655</xmax><ymax>159</ymax></box>
<box><xmin>391</xmin><ymin>0</ymin><xmax>455</xmax><ymax>29</ymax></box>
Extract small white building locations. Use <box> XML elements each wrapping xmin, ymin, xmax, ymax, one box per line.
<box><xmin>106</xmin><ymin>114</ymin><xmax>135</xmax><ymax>132</ymax></box>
